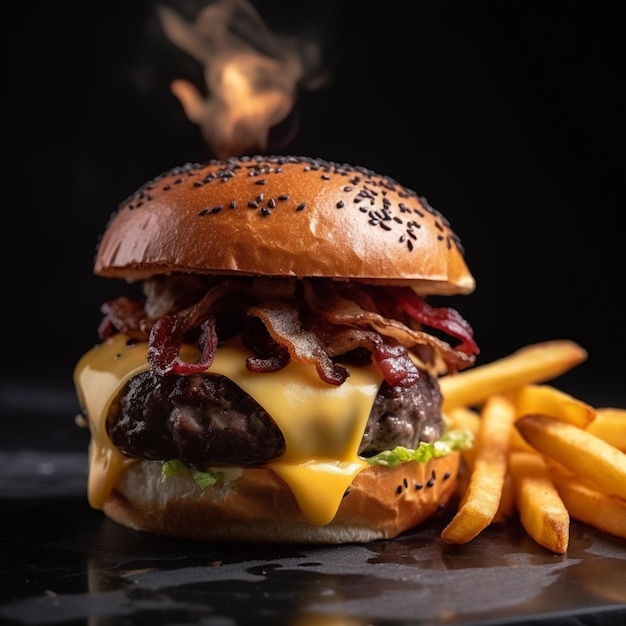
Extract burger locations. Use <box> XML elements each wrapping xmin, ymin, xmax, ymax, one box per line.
<box><xmin>74</xmin><ymin>155</ymin><xmax>478</xmax><ymax>544</ymax></box>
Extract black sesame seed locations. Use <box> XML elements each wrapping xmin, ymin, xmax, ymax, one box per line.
<box><xmin>443</xmin><ymin>471</ymin><xmax>452</xmax><ymax>481</ymax></box>
<box><xmin>229</xmin><ymin>200</ymin><xmax>237</xmax><ymax>209</ymax></box>
<box><xmin>198</xmin><ymin>209</ymin><xmax>209</xmax><ymax>216</ymax></box>
<box><xmin>211</xmin><ymin>206</ymin><xmax>222</xmax><ymax>214</ymax></box>
<box><xmin>415</xmin><ymin>483</ymin><xmax>423</xmax><ymax>490</ymax></box>
<box><xmin>336</xmin><ymin>200</ymin><xmax>345</xmax><ymax>209</ymax></box>
<box><xmin>256</xmin><ymin>193</ymin><xmax>264</xmax><ymax>202</ymax></box>
<box><xmin>268</xmin><ymin>198</ymin><xmax>276</xmax><ymax>208</ymax></box>
<box><xmin>380</xmin><ymin>222</ymin><xmax>392</xmax><ymax>231</ymax></box>
<box><xmin>396</xmin><ymin>485</ymin><xmax>403</xmax><ymax>495</ymax></box>
<box><xmin>278</xmin><ymin>194</ymin><xmax>290</xmax><ymax>201</ymax></box>
<box><xmin>248</xmin><ymin>201</ymin><xmax>259</xmax><ymax>209</ymax></box>
<box><xmin>296</xmin><ymin>202</ymin><xmax>306</xmax><ymax>212</ymax></box>
<box><xmin>403</xmin><ymin>478</ymin><xmax>409</xmax><ymax>488</ymax></box>
<box><xmin>260</xmin><ymin>207</ymin><xmax>271</xmax><ymax>216</ymax></box>
<box><xmin>255</xmin><ymin>179</ymin><xmax>268</xmax><ymax>185</ymax></box>
<box><xmin>343</xmin><ymin>186</ymin><xmax>353</xmax><ymax>192</ymax></box>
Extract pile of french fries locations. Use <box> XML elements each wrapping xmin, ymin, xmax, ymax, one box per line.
<box><xmin>439</xmin><ymin>340</ymin><xmax>626</xmax><ymax>554</ymax></box>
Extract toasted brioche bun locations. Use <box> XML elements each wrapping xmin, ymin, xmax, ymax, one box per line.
<box><xmin>95</xmin><ymin>155</ymin><xmax>474</xmax><ymax>296</ymax></box>
<box><xmin>103</xmin><ymin>453</ymin><xmax>460</xmax><ymax>544</ymax></box>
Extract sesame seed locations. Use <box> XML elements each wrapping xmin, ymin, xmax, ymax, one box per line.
<box><xmin>260</xmin><ymin>207</ymin><xmax>271</xmax><ymax>216</ymax></box>
<box><xmin>248</xmin><ymin>201</ymin><xmax>259</xmax><ymax>209</ymax></box>
<box><xmin>296</xmin><ymin>202</ymin><xmax>306</xmax><ymax>212</ymax></box>
<box><xmin>255</xmin><ymin>179</ymin><xmax>267</xmax><ymax>185</ymax></box>
<box><xmin>268</xmin><ymin>198</ymin><xmax>276</xmax><ymax>208</ymax></box>
<box><xmin>336</xmin><ymin>200</ymin><xmax>345</xmax><ymax>209</ymax></box>
<box><xmin>229</xmin><ymin>200</ymin><xmax>237</xmax><ymax>209</ymax></box>
<box><xmin>278</xmin><ymin>195</ymin><xmax>290</xmax><ymax>201</ymax></box>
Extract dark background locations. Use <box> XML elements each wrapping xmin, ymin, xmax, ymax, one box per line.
<box><xmin>2</xmin><ymin>1</ymin><xmax>624</xmax><ymax>424</ymax></box>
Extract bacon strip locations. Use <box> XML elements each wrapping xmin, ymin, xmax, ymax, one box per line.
<box><xmin>148</xmin><ymin>315</ymin><xmax>218</xmax><ymax>376</ymax></box>
<box><xmin>248</xmin><ymin>301</ymin><xmax>349</xmax><ymax>385</ymax></box>
<box><xmin>146</xmin><ymin>284</ymin><xmax>231</xmax><ymax>376</ymax></box>
<box><xmin>302</xmin><ymin>281</ymin><xmax>475</xmax><ymax>374</ymax></box>
<box><xmin>392</xmin><ymin>287</ymin><xmax>479</xmax><ymax>357</ymax></box>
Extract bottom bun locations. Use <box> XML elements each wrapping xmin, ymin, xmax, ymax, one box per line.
<box><xmin>103</xmin><ymin>453</ymin><xmax>460</xmax><ymax>544</ymax></box>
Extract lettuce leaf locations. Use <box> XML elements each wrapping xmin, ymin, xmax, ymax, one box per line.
<box><xmin>161</xmin><ymin>459</ymin><xmax>219</xmax><ymax>491</ymax></box>
<box><xmin>365</xmin><ymin>428</ymin><xmax>474</xmax><ymax>468</ymax></box>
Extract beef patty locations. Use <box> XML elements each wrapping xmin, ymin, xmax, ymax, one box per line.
<box><xmin>107</xmin><ymin>369</ymin><xmax>443</xmax><ymax>468</ymax></box>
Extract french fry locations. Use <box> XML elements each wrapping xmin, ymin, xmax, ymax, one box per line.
<box><xmin>441</xmin><ymin>395</ymin><xmax>515</xmax><ymax>543</ymax></box>
<box><xmin>550</xmin><ymin>472</ymin><xmax>626</xmax><ymax>540</ymax></box>
<box><xmin>509</xmin><ymin>422</ymin><xmax>536</xmax><ymax>453</ymax></box>
<box><xmin>512</xmin><ymin>383</ymin><xmax>595</xmax><ymax>428</ymax></box>
<box><xmin>492</xmin><ymin>471</ymin><xmax>515</xmax><ymax>523</ymax></box>
<box><xmin>586</xmin><ymin>408</ymin><xmax>626</xmax><ymax>451</ymax></box>
<box><xmin>515</xmin><ymin>415</ymin><xmax>626</xmax><ymax>500</ymax></box>
<box><xmin>440</xmin><ymin>340</ymin><xmax>587</xmax><ymax>410</ymax></box>
<box><xmin>508</xmin><ymin>451</ymin><xmax>569</xmax><ymax>553</ymax></box>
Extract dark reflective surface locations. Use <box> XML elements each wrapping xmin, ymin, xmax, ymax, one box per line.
<box><xmin>1</xmin><ymin>449</ymin><xmax>625</xmax><ymax>626</ymax></box>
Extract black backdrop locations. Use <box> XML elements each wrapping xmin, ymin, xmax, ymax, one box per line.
<box><xmin>3</xmin><ymin>1</ymin><xmax>624</xmax><ymax>412</ymax></box>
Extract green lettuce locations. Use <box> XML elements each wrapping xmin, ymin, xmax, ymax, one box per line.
<box><xmin>365</xmin><ymin>428</ymin><xmax>474</xmax><ymax>468</ymax></box>
<box><xmin>161</xmin><ymin>458</ymin><xmax>219</xmax><ymax>491</ymax></box>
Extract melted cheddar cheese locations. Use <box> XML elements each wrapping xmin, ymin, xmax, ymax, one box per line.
<box><xmin>74</xmin><ymin>334</ymin><xmax>383</xmax><ymax>525</ymax></box>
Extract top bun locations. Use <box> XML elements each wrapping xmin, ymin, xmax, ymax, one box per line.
<box><xmin>95</xmin><ymin>155</ymin><xmax>475</xmax><ymax>296</ymax></box>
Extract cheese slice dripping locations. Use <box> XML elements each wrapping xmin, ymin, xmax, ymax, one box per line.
<box><xmin>74</xmin><ymin>334</ymin><xmax>383</xmax><ymax>525</ymax></box>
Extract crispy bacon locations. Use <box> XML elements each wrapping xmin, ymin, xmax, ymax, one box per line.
<box><xmin>374</xmin><ymin>343</ymin><xmax>421</xmax><ymax>387</ymax></box>
<box><xmin>147</xmin><ymin>284</ymin><xmax>232</xmax><ymax>376</ymax></box>
<box><xmin>100</xmin><ymin>275</ymin><xmax>478</xmax><ymax>385</ymax></box>
<box><xmin>248</xmin><ymin>301</ymin><xmax>348</xmax><ymax>385</ymax></box>
<box><xmin>98</xmin><ymin>297</ymin><xmax>150</xmax><ymax>341</ymax></box>
<box><xmin>148</xmin><ymin>314</ymin><xmax>218</xmax><ymax>376</ymax></box>
<box><xmin>392</xmin><ymin>287</ymin><xmax>479</xmax><ymax>357</ymax></box>
<box><xmin>302</xmin><ymin>281</ymin><xmax>476</xmax><ymax>375</ymax></box>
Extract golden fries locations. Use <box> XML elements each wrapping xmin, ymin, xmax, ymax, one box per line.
<box><xmin>586</xmin><ymin>408</ymin><xmax>626</xmax><ymax>451</ymax></box>
<box><xmin>515</xmin><ymin>415</ymin><xmax>626</xmax><ymax>501</ymax></box>
<box><xmin>438</xmin><ymin>337</ymin><xmax>626</xmax><ymax>551</ymax></box>
<box><xmin>508</xmin><ymin>451</ymin><xmax>569</xmax><ymax>553</ymax></box>
<box><xmin>441</xmin><ymin>395</ymin><xmax>515</xmax><ymax>543</ymax></box>
<box><xmin>550</xmin><ymin>472</ymin><xmax>626</xmax><ymax>540</ymax></box>
<box><xmin>440</xmin><ymin>340</ymin><xmax>587</xmax><ymax>410</ymax></box>
<box><xmin>512</xmin><ymin>383</ymin><xmax>595</xmax><ymax>428</ymax></box>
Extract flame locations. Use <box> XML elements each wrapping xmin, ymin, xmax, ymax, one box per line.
<box><xmin>158</xmin><ymin>0</ymin><xmax>320</xmax><ymax>158</ymax></box>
